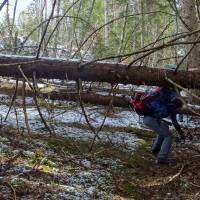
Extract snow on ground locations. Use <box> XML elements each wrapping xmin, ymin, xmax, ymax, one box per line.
<box><xmin>0</xmin><ymin>95</ymin><xmax>199</xmax><ymax>152</ymax></box>
<box><xmin>0</xmin><ymin>103</ymin><xmax>142</xmax><ymax>151</ymax></box>
<box><xmin>0</xmin><ymin>90</ymin><xmax>199</xmax><ymax>153</ymax></box>
<box><xmin>0</xmin><ymin>93</ymin><xmax>200</xmax><ymax>199</ymax></box>
<box><xmin>0</xmin><ymin>133</ymin><xmax>124</xmax><ymax>199</ymax></box>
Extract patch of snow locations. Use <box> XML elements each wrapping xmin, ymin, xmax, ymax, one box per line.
<box><xmin>0</xmin><ymin>95</ymin><xmax>199</xmax><ymax>152</ymax></box>
<box><xmin>80</xmin><ymin>159</ymin><xmax>91</xmax><ymax>168</ymax></box>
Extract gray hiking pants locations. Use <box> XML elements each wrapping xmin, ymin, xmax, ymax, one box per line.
<box><xmin>143</xmin><ymin>116</ymin><xmax>172</xmax><ymax>161</ymax></box>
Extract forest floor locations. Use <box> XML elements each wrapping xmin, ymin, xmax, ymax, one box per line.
<box><xmin>0</xmin><ymin>94</ymin><xmax>200</xmax><ymax>199</ymax></box>
<box><xmin>1</xmin><ymin>123</ymin><xmax>200</xmax><ymax>200</ymax></box>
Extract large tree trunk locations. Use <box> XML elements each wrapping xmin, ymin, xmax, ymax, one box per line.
<box><xmin>0</xmin><ymin>55</ymin><xmax>200</xmax><ymax>89</ymax></box>
<box><xmin>0</xmin><ymin>81</ymin><xmax>199</xmax><ymax>116</ymax></box>
<box><xmin>180</xmin><ymin>0</ymin><xmax>200</xmax><ymax>70</ymax></box>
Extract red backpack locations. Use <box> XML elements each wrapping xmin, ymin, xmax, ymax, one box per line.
<box><xmin>129</xmin><ymin>87</ymin><xmax>162</xmax><ymax>116</ymax></box>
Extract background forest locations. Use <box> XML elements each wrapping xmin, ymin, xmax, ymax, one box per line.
<box><xmin>0</xmin><ymin>0</ymin><xmax>197</xmax><ymax>69</ymax></box>
<box><xmin>1</xmin><ymin>0</ymin><xmax>200</xmax><ymax>200</ymax></box>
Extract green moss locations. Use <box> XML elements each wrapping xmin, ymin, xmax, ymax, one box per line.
<box><xmin>108</xmin><ymin>138</ymin><xmax>149</xmax><ymax>198</ymax></box>
<box><xmin>0</xmin><ymin>125</ymin><xmax>152</xmax><ymax>199</ymax></box>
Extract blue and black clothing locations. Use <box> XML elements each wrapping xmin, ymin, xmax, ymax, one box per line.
<box><xmin>143</xmin><ymin>87</ymin><xmax>184</xmax><ymax>162</ymax></box>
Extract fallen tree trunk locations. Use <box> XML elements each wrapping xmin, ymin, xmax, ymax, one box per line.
<box><xmin>0</xmin><ymin>55</ymin><xmax>200</xmax><ymax>89</ymax></box>
<box><xmin>0</xmin><ymin>82</ymin><xmax>199</xmax><ymax>116</ymax></box>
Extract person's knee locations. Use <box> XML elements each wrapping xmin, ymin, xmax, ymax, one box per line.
<box><xmin>162</xmin><ymin>130</ymin><xmax>172</xmax><ymax>138</ymax></box>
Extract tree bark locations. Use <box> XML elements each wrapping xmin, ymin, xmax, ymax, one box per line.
<box><xmin>104</xmin><ymin>0</ymin><xmax>109</xmax><ymax>46</ymax></box>
<box><xmin>180</xmin><ymin>0</ymin><xmax>200</xmax><ymax>70</ymax></box>
<box><xmin>0</xmin><ymin>55</ymin><xmax>200</xmax><ymax>89</ymax></box>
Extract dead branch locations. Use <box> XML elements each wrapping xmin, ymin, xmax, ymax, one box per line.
<box><xmin>76</xmin><ymin>78</ymin><xmax>99</xmax><ymax>139</ymax></box>
<box><xmin>72</xmin><ymin>11</ymin><xmax>175</xmax><ymax>58</ymax></box>
<box><xmin>140</xmin><ymin>164</ymin><xmax>185</xmax><ymax>188</ymax></box>
<box><xmin>32</xmin><ymin>72</ymin><xmax>55</xmax><ymax>135</ymax></box>
<box><xmin>13</xmin><ymin>100</ymin><xmax>20</xmax><ymax>135</ymax></box>
<box><xmin>22</xmin><ymin>78</ymin><xmax>31</xmax><ymax>134</ymax></box>
<box><xmin>44</xmin><ymin>0</ymin><xmax>81</xmax><ymax>50</ymax></box>
<box><xmin>19</xmin><ymin>65</ymin><xmax>54</xmax><ymax>135</ymax></box>
<box><xmin>174</xmin><ymin>35</ymin><xmax>200</xmax><ymax>73</ymax></box>
<box><xmin>165</xmin><ymin>77</ymin><xmax>200</xmax><ymax>103</ymax></box>
<box><xmin>36</xmin><ymin>0</ymin><xmax>57</xmax><ymax>58</ymax></box>
<box><xmin>81</xmin><ymin>28</ymin><xmax>200</xmax><ymax>67</ymax></box>
<box><xmin>4</xmin><ymin>78</ymin><xmax>18</xmax><ymax>122</ymax></box>
<box><xmin>90</xmin><ymin>84</ymin><xmax>117</xmax><ymax>151</ymax></box>
<box><xmin>0</xmin><ymin>0</ymin><xmax>8</xmax><ymax>11</ymax></box>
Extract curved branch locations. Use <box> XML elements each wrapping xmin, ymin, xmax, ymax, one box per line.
<box><xmin>44</xmin><ymin>0</ymin><xmax>81</xmax><ymax>50</ymax></box>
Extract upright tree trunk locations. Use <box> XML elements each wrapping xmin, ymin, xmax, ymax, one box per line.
<box><xmin>104</xmin><ymin>0</ymin><xmax>109</xmax><ymax>46</ymax></box>
<box><xmin>140</xmin><ymin>0</ymin><xmax>145</xmax><ymax>48</ymax></box>
<box><xmin>6</xmin><ymin>1</ymin><xmax>12</xmax><ymax>48</ymax></box>
<box><xmin>53</xmin><ymin>0</ymin><xmax>61</xmax><ymax>57</ymax></box>
<box><xmin>180</xmin><ymin>0</ymin><xmax>200</xmax><ymax>71</ymax></box>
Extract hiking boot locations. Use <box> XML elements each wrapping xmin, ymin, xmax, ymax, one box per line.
<box><xmin>152</xmin><ymin>149</ymin><xmax>159</xmax><ymax>157</ymax></box>
<box><xmin>155</xmin><ymin>159</ymin><xmax>176</xmax><ymax>165</ymax></box>
<box><xmin>155</xmin><ymin>159</ymin><xmax>169</xmax><ymax>165</ymax></box>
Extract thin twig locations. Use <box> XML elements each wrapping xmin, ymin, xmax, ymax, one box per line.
<box><xmin>167</xmin><ymin>0</ymin><xmax>191</xmax><ymax>31</ymax></box>
<box><xmin>140</xmin><ymin>164</ymin><xmax>185</xmax><ymax>188</ymax></box>
<box><xmin>4</xmin><ymin>78</ymin><xmax>18</xmax><ymax>122</ymax></box>
<box><xmin>76</xmin><ymin>78</ymin><xmax>98</xmax><ymax>138</ymax></box>
<box><xmin>22</xmin><ymin>78</ymin><xmax>31</xmax><ymax>134</ymax></box>
<box><xmin>165</xmin><ymin>77</ymin><xmax>200</xmax><ymax>102</ymax></box>
<box><xmin>72</xmin><ymin>11</ymin><xmax>175</xmax><ymax>58</ymax></box>
<box><xmin>1</xmin><ymin>181</ymin><xmax>17</xmax><ymax>200</ymax></box>
<box><xmin>18</xmin><ymin>65</ymin><xmax>34</xmax><ymax>91</ymax></box>
<box><xmin>13</xmin><ymin>100</ymin><xmax>20</xmax><ymax>135</ymax></box>
<box><xmin>165</xmin><ymin>77</ymin><xmax>200</xmax><ymax>117</ymax></box>
<box><xmin>32</xmin><ymin>72</ymin><xmax>55</xmax><ymax>135</ymax></box>
<box><xmin>36</xmin><ymin>0</ymin><xmax>57</xmax><ymax>58</ymax></box>
<box><xmin>0</xmin><ymin>59</ymin><xmax>40</xmax><ymax>67</ymax></box>
<box><xmin>18</xmin><ymin>65</ymin><xmax>54</xmax><ymax>135</ymax></box>
<box><xmin>0</xmin><ymin>0</ymin><xmax>8</xmax><ymax>11</ymax></box>
<box><xmin>81</xmin><ymin>29</ymin><xmax>200</xmax><ymax>67</ymax></box>
<box><xmin>174</xmin><ymin>36</ymin><xmax>200</xmax><ymax>73</ymax></box>
<box><xmin>44</xmin><ymin>0</ymin><xmax>81</xmax><ymax>50</ymax></box>
<box><xmin>89</xmin><ymin>84</ymin><xmax>117</xmax><ymax>150</ymax></box>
